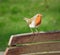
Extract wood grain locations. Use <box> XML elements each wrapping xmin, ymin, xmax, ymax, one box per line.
<box><xmin>4</xmin><ymin>42</ymin><xmax>60</xmax><ymax>55</ymax></box>
<box><xmin>8</xmin><ymin>31</ymin><xmax>60</xmax><ymax>46</ymax></box>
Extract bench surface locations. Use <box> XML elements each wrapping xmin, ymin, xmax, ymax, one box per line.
<box><xmin>4</xmin><ymin>31</ymin><xmax>60</xmax><ymax>55</ymax></box>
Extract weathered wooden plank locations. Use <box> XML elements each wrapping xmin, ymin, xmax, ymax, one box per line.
<box><xmin>40</xmin><ymin>53</ymin><xmax>60</xmax><ymax>55</ymax></box>
<box><xmin>4</xmin><ymin>42</ymin><xmax>60</xmax><ymax>55</ymax></box>
<box><xmin>21</xmin><ymin>51</ymin><xmax>60</xmax><ymax>55</ymax></box>
<box><xmin>22</xmin><ymin>53</ymin><xmax>60</xmax><ymax>55</ymax></box>
<box><xmin>8</xmin><ymin>31</ymin><xmax>60</xmax><ymax>46</ymax></box>
<box><xmin>4</xmin><ymin>48</ymin><xmax>20</xmax><ymax>55</ymax></box>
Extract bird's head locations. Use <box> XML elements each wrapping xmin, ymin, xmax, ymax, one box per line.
<box><xmin>36</xmin><ymin>14</ymin><xmax>42</xmax><ymax>17</ymax></box>
<box><xmin>32</xmin><ymin>14</ymin><xmax>42</xmax><ymax>19</ymax></box>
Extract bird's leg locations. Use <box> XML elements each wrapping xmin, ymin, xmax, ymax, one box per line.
<box><xmin>30</xmin><ymin>28</ymin><xmax>34</xmax><ymax>33</ymax></box>
<box><xmin>35</xmin><ymin>28</ymin><xmax>39</xmax><ymax>32</ymax></box>
<box><xmin>30</xmin><ymin>28</ymin><xmax>35</xmax><ymax>41</ymax></box>
<box><xmin>35</xmin><ymin>28</ymin><xmax>39</xmax><ymax>36</ymax></box>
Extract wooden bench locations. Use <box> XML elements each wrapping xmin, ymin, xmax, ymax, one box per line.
<box><xmin>4</xmin><ymin>31</ymin><xmax>60</xmax><ymax>55</ymax></box>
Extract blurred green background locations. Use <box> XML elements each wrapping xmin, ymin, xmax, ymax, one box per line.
<box><xmin>0</xmin><ymin>0</ymin><xmax>60</xmax><ymax>51</ymax></box>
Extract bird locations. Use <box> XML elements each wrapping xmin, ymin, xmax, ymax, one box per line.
<box><xmin>24</xmin><ymin>14</ymin><xmax>42</xmax><ymax>33</ymax></box>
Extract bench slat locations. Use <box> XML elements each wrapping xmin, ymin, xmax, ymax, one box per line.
<box><xmin>23</xmin><ymin>53</ymin><xmax>60</xmax><ymax>55</ymax></box>
<box><xmin>8</xmin><ymin>32</ymin><xmax>60</xmax><ymax>46</ymax></box>
<box><xmin>5</xmin><ymin>42</ymin><xmax>60</xmax><ymax>55</ymax></box>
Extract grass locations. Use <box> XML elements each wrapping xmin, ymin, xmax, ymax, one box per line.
<box><xmin>0</xmin><ymin>0</ymin><xmax>60</xmax><ymax>51</ymax></box>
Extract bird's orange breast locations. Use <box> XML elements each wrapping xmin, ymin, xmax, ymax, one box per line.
<box><xmin>35</xmin><ymin>15</ymin><xmax>42</xmax><ymax>26</ymax></box>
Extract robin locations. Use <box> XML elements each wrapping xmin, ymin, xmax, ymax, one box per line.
<box><xmin>24</xmin><ymin>14</ymin><xmax>42</xmax><ymax>32</ymax></box>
